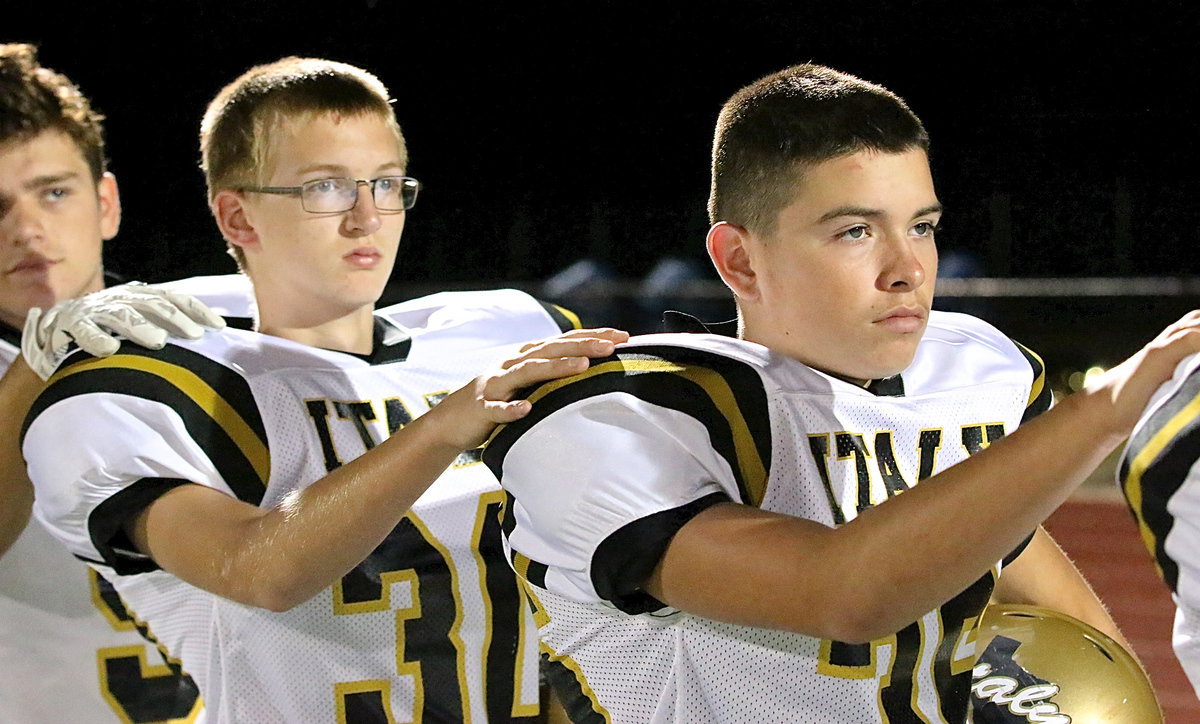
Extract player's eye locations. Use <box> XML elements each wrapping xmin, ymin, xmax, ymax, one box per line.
<box><xmin>307</xmin><ymin>179</ymin><xmax>342</xmax><ymax>195</ymax></box>
<box><xmin>912</xmin><ymin>221</ymin><xmax>938</xmax><ymax>237</ymax></box>
<box><xmin>838</xmin><ymin>225</ymin><xmax>869</xmax><ymax>242</ymax></box>
<box><xmin>42</xmin><ymin>186</ymin><xmax>72</xmax><ymax>202</ymax></box>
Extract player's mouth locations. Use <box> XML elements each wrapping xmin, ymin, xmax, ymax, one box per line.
<box><xmin>344</xmin><ymin>247</ymin><xmax>383</xmax><ymax>269</ymax></box>
<box><xmin>5</xmin><ymin>255</ymin><xmax>59</xmax><ymax>276</ymax></box>
<box><xmin>873</xmin><ymin>305</ymin><xmax>926</xmax><ymax>333</ymax></box>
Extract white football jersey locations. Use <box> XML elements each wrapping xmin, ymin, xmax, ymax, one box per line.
<box><xmin>485</xmin><ymin>311</ymin><xmax>1049</xmax><ymax>724</ymax></box>
<box><xmin>1</xmin><ymin>274</ymin><xmax>251</xmax><ymax>724</ymax></box>
<box><xmin>1119</xmin><ymin>351</ymin><xmax>1200</xmax><ymax>698</ymax></box>
<box><xmin>23</xmin><ymin>288</ymin><xmax>573</xmax><ymax>724</ymax></box>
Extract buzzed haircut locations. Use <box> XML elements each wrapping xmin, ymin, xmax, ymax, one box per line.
<box><xmin>708</xmin><ymin>63</ymin><xmax>928</xmax><ymax>235</ymax></box>
<box><xmin>0</xmin><ymin>43</ymin><xmax>107</xmax><ymax>181</ymax></box>
<box><xmin>199</xmin><ymin>56</ymin><xmax>406</xmax><ymax>199</ymax></box>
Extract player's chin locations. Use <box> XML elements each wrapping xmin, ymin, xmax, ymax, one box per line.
<box><xmin>861</xmin><ymin>342</ymin><xmax>921</xmax><ymax>380</ymax></box>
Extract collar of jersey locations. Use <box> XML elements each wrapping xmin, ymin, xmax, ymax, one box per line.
<box><xmin>344</xmin><ymin>315</ymin><xmax>412</xmax><ymax>365</ymax></box>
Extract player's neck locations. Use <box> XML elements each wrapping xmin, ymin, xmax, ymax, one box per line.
<box><xmin>256</xmin><ymin>303</ymin><xmax>376</xmax><ymax>355</ymax></box>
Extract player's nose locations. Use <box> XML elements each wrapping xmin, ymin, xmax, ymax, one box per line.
<box><xmin>344</xmin><ymin>183</ymin><xmax>382</xmax><ymax>236</ymax></box>
<box><xmin>876</xmin><ymin>234</ymin><xmax>929</xmax><ymax>292</ymax></box>
<box><xmin>2</xmin><ymin>196</ymin><xmax>48</xmax><ymax>247</ymax></box>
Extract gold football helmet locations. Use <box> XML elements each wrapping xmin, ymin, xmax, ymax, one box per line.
<box><xmin>969</xmin><ymin>604</ymin><xmax>1163</xmax><ymax>723</ymax></box>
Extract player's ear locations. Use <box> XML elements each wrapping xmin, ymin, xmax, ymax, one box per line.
<box><xmin>707</xmin><ymin>221</ymin><xmax>760</xmax><ymax>302</ymax></box>
<box><xmin>97</xmin><ymin>172</ymin><xmax>121</xmax><ymax>241</ymax></box>
<box><xmin>212</xmin><ymin>190</ymin><xmax>260</xmax><ymax>251</ymax></box>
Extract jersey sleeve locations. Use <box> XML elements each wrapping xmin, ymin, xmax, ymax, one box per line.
<box><xmin>21</xmin><ymin>341</ymin><xmax>268</xmax><ymax>575</ymax></box>
<box><xmin>484</xmin><ymin>344</ymin><xmax>772</xmax><ymax>614</ymax></box>
<box><xmin>1012</xmin><ymin>339</ymin><xmax>1052</xmax><ymax>423</ymax></box>
<box><xmin>1119</xmin><ymin>352</ymin><xmax>1200</xmax><ymax>611</ymax></box>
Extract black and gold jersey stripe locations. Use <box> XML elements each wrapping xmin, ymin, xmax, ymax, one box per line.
<box><xmin>1120</xmin><ymin>369</ymin><xmax>1200</xmax><ymax>591</ymax></box>
<box><xmin>538</xmin><ymin>301</ymin><xmax>582</xmax><ymax>332</ymax></box>
<box><xmin>485</xmin><ymin>344</ymin><xmax>771</xmax><ymax>507</ymax></box>
<box><xmin>24</xmin><ymin>342</ymin><xmax>270</xmax><ymax>507</ymax></box>
<box><xmin>485</xmin><ymin>345</ymin><xmax>770</xmax><ymax>611</ymax></box>
<box><xmin>1014</xmin><ymin>340</ymin><xmax>1052</xmax><ymax>423</ymax></box>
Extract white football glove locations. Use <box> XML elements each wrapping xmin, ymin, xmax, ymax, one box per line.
<box><xmin>21</xmin><ymin>282</ymin><xmax>227</xmax><ymax>380</ymax></box>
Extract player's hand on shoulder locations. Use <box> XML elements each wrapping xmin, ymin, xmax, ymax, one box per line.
<box><xmin>430</xmin><ymin>327</ymin><xmax>629</xmax><ymax>451</ymax></box>
<box><xmin>1080</xmin><ymin>309</ymin><xmax>1200</xmax><ymax>438</ymax></box>
<box><xmin>21</xmin><ymin>281</ymin><xmax>227</xmax><ymax>380</ymax></box>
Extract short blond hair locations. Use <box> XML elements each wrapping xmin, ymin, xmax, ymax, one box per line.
<box><xmin>199</xmin><ymin>57</ymin><xmax>407</xmax><ymax>267</ymax></box>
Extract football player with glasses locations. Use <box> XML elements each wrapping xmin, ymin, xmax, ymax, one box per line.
<box><xmin>21</xmin><ymin>56</ymin><xmax>624</xmax><ymax>723</ymax></box>
<box><xmin>240</xmin><ymin>174</ymin><xmax>420</xmax><ymax>214</ymax></box>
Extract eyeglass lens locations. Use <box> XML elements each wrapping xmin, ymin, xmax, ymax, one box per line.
<box><xmin>301</xmin><ymin>177</ymin><xmax>418</xmax><ymax>213</ymax></box>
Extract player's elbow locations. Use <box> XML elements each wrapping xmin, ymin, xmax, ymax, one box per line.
<box><xmin>816</xmin><ymin>609</ymin><xmax>901</xmax><ymax>645</ymax></box>
<box><xmin>208</xmin><ymin>547</ymin><xmax>324</xmax><ymax>613</ymax></box>
<box><xmin>231</xmin><ymin>576</ymin><xmax>320</xmax><ymax>612</ymax></box>
<box><xmin>816</xmin><ymin>589</ymin><xmax>923</xmax><ymax>643</ymax></box>
<box><xmin>253</xmin><ymin>590</ymin><xmax>308</xmax><ymax>613</ymax></box>
<box><xmin>738</xmin><ymin>587</ymin><xmax>906</xmax><ymax>643</ymax></box>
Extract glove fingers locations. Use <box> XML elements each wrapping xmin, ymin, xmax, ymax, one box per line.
<box><xmin>161</xmin><ymin>290</ymin><xmax>227</xmax><ymax>330</ymax></box>
<box><xmin>80</xmin><ymin>309</ymin><xmax>171</xmax><ymax>349</ymax></box>
<box><xmin>122</xmin><ymin>285</ymin><xmax>225</xmax><ymax>332</ymax></box>
<box><xmin>103</xmin><ymin>300</ymin><xmax>208</xmax><ymax>340</ymax></box>
<box><xmin>66</xmin><ymin>317</ymin><xmax>126</xmax><ymax>357</ymax></box>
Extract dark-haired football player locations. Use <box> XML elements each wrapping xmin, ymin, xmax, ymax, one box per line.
<box><xmin>484</xmin><ymin>64</ymin><xmax>1192</xmax><ymax>722</ymax></box>
<box><xmin>0</xmin><ymin>42</ymin><xmax>239</xmax><ymax>723</ymax></box>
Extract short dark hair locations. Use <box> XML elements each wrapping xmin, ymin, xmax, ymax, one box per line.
<box><xmin>708</xmin><ymin>64</ymin><xmax>928</xmax><ymax>234</ymax></box>
<box><xmin>0</xmin><ymin>43</ymin><xmax>107</xmax><ymax>181</ymax></box>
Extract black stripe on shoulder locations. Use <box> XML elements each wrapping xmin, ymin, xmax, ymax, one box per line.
<box><xmin>526</xmin><ymin>558</ymin><xmax>549</xmax><ymax>589</ymax></box>
<box><xmin>88</xmin><ymin>477</ymin><xmax>193</xmax><ymax>575</ymax></box>
<box><xmin>25</xmin><ymin>342</ymin><xmax>270</xmax><ymax>505</ymax></box>
<box><xmin>592</xmin><ymin>491</ymin><xmax>731</xmax><ymax>614</ymax></box>
<box><xmin>537</xmin><ymin>300</ymin><xmax>582</xmax><ymax>332</ymax></box>
<box><xmin>485</xmin><ymin>344</ymin><xmax>771</xmax><ymax>507</ymax></box>
<box><xmin>1013</xmin><ymin>340</ymin><xmax>1051</xmax><ymax>423</ymax></box>
<box><xmin>499</xmin><ymin>491</ymin><xmax>553</xmax><ymax>587</ymax></box>
<box><xmin>507</xmin><ymin>546</ymin><xmax>550</xmax><ymax>589</ymax></box>
<box><xmin>1118</xmin><ymin>369</ymin><xmax>1200</xmax><ymax>591</ymax></box>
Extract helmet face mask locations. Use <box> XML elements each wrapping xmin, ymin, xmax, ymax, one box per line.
<box><xmin>969</xmin><ymin>604</ymin><xmax>1163</xmax><ymax>724</ymax></box>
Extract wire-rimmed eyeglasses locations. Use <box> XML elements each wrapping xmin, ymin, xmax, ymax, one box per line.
<box><xmin>240</xmin><ymin>176</ymin><xmax>420</xmax><ymax>213</ymax></box>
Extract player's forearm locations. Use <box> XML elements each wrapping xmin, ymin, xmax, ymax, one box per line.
<box><xmin>654</xmin><ymin>389</ymin><xmax>1132</xmax><ymax>642</ymax></box>
<box><xmin>139</xmin><ymin>402</ymin><xmax>468</xmax><ymax>611</ymax></box>
<box><xmin>133</xmin><ymin>333</ymin><xmax>618</xmax><ymax>609</ymax></box>
<box><xmin>823</xmin><ymin>390</ymin><xmax>1128</xmax><ymax>636</ymax></box>
<box><xmin>0</xmin><ymin>357</ymin><xmax>43</xmax><ymax>556</ymax></box>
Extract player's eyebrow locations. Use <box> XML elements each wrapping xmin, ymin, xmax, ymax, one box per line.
<box><xmin>817</xmin><ymin>205</ymin><xmax>884</xmax><ymax>223</ymax></box>
<box><xmin>23</xmin><ymin>172</ymin><xmax>82</xmax><ymax>190</ymax></box>
<box><xmin>817</xmin><ymin>203</ymin><xmax>944</xmax><ymax>224</ymax></box>
<box><xmin>911</xmin><ymin>203</ymin><xmax>944</xmax><ymax>219</ymax></box>
<box><xmin>295</xmin><ymin>162</ymin><xmax>405</xmax><ymax>177</ymax></box>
